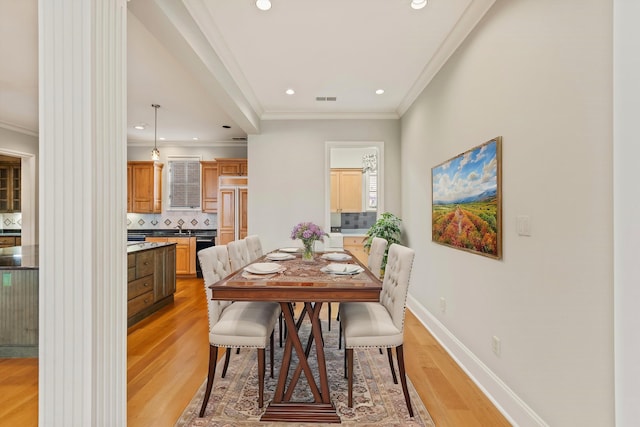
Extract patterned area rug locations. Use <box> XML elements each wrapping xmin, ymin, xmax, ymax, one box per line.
<box><xmin>175</xmin><ymin>320</ymin><xmax>435</xmax><ymax>426</ymax></box>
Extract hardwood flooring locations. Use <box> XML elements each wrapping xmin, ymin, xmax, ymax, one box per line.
<box><xmin>0</xmin><ymin>277</ymin><xmax>510</xmax><ymax>426</ymax></box>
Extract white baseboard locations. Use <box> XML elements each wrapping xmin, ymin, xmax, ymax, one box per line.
<box><xmin>406</xmin><ymin>294</ymin><xmax>548</xmax><ymax>427</ymax></box>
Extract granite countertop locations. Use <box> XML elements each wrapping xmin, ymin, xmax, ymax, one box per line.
<box><xmin>127</xmin><ymin>241</ymin><xmax>177</xmax><ymax>254</ymax></box>
<box><xmin>127</xmin><ymin>229</ymin><xmax>216</xmax><ymax>239</ymax></box>
<box><xmin>0</xmin><ymin>245</ymin><xmax>38</xmax><ymax>269</ymax></box>
<box><xmin>0</xmin><ymin>230</ymin><xmax>21</xmax><ymax>237</ymax></box>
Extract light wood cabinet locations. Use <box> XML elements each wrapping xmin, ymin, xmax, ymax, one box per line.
<box><xmin>343</xmin><ymin>236</ymin><xmax>368</xmax><ymax>265</ymax></box>
<box><xmin>0</xmin><ymin>160</ymin><xmax>21</xmax><ymax>213</ymax></box>
<box><xmin>145</xmin><ymin>236</ymin><xmax>195</xmax><ymax>276</ymax></box>
<box><xmin>200</xmin><ymin>161</ymin><xmax>219</xmax><ymax>213</ymax></box>
<box><xmin>217</xmin><ymin>176</ymin><xmax>248</xmax><ymax>246</ymax></box>
<box><xmin>330</xmin><ymin>168</ymin><xmax>362</xmax><ymax>213</ymax></box>
<box><xmin>215</xmin><ymin>158</ymin><xmax>248</xmax><ymax>176</ymax></box>
<box><xmin>0</xmin><ymin>236</ymin><xmax>20</xmax><ymax>248</ymax></box>
<box><xmin>128</xmin><ymin>161</ymin><xmax>163</xmax><ymax>213</ymax></box>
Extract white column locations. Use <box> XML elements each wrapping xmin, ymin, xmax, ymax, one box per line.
<box><xmin>614</xmin><ymin>2</ymin><xmax>640</xmax><ymax>426</ymax></box>
<box><xmin>38</xmin><ymin>1</ymin><xmax>127</xmax><ymax>425</ymax></box>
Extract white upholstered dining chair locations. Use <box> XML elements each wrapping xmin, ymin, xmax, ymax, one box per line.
<box><xmin>245</xmin><ymin>235</ymin><xmax>263</xmax><ymax>262</ymax></box>
<box><xmin>367</xmin><ymin>236</ymin><xmax>388</xmax><ymax>279</ymax></box>
<box><xmin>197</xmin><ymin>245</ymin><xmax>281</xmax><ymax>417</ymax></box>
<box><xmin>227</xmin><ymin>239</ymin><xmax>251</xmax><ymax>271</ymax></box>
<box><xmin>338</xmin><ymin>243</ymin><xmax>416</xmax><ymax>417</ymax></box>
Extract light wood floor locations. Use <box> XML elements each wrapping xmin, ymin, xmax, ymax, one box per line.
<box><xmin>0</xmin><ymin>277</ymin><xmax>510</xmax><ymax>427</ymax></box>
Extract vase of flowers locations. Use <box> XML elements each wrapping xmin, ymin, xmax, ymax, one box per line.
<box><xmin>291</xmin><ymin>221</ymin><xmax>328</xmax><ymax>262</ymax></box>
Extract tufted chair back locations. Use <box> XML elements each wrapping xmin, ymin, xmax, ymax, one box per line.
<box><xmin>245</xmin><ymin>235</ymin><xmax>263</xmax><ymax>262</ymax></box>
<box><xmin>227</xmin><ymin>239</ymin><xmax>250</xmax><ymax>271</ymax></box>
<box><xmin>198</xmin><ymin>245</ymin><xmax>233</xmax><ymax>328</ymax></box>
<box><xmin>379</xmin><ymin>243</ymin><xmax>415</xmax><ymax>332</ymax></box>
<box><xmin>367</xmin><ymin>237</ymin><xmax>388</xmax><ymax>279</ymax></box>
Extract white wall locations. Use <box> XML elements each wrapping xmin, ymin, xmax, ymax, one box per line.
<box><xmin>401</xmin><ymin>0</ymin><xmax>613</xmax><ymax>426</ymax></box>
<box><xmin>248</xmin><ymin>119</ymin><xmax>400</xmax><ymax>252</ymax></box>
<box><xmin>613</xmin><ymin>1</ymin><xmax>640</xmax><ymax>425</ymax></box>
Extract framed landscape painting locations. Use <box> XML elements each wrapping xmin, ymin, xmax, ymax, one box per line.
<box><xmin>431</xmin><ymin>137</ymin><xmax>502</xmax><ymax>259</ymax></box>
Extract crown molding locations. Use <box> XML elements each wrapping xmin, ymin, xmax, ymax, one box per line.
<box><xmin>0</xmin><ymin>121</ymin><xmax>38</xmax><ymax>137</ymax></box>
<box><xmin>398</xmin><ymin>0</ymin><xmax>497</xmax><ymax>116</ymax></box>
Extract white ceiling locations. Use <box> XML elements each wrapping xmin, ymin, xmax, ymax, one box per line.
<box><xmin>0</xmin><ymin>0</ymin><xmax>494</xmax><ymax>145</ymax></box>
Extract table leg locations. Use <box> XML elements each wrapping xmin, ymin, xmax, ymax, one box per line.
<box><xmin>261</xmin><ymin>301</ymin><xmax>340</xmax><ymax>423</ymax></box>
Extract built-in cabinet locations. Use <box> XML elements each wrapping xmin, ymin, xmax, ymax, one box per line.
<box><xmin>200</xmin><ymin>161</ymin><xmax>219</xmax><ymax>213</ymax></box>
<box><xmin>218</xmin><ymin>176</ymin><xmax>248</xmax><ymax>246</ymax></box>
<box><xmin>343</xmin><ymin>236</ymin><xmax>368</xmax><ymax>265</ymax></box>
<box><xmin>0</xmin><ymin>236</ymin><xmax>20</xmax><ymax>248</ymax></box>
<box><xmin>216</xmin><ymin>158</ymin><xmax>247</xmax><ymax>176</ymax></box>
<box><xmin>127</xmin><ymin>161</ymin><xmax>163</xmax><ymax>213</ymax></box>
<box><xmin>330</xmin><ymin>168</ymin><xmax>362</xmax><ymax>213</ymax></box>
<box><xmin>145</xmin><ymin>236</ymin><xmax>195</xmax><ymax>276</ymax></box>
<box><xmin>0</xmin><ymin>159</ymin><xmax>21</xmax><ymax>213</ymax></box>
<box><xmin>127</xmin><ymin>244</ymin><xmax>176</xmax><ymax>326</ymax></box>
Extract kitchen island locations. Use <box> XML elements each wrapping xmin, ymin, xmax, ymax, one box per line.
<box><xmin>0</xmin><ymin>245</ymin><xmax>38</xmax><ymax>357</ymax></box>
<box><xmin>127</xmin><ymin>241</ymin><xmax>177</xmax><ymax>327</ymax></box>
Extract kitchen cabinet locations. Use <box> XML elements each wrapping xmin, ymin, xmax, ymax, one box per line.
<box><xmin>330</xmin><ymin>168</ymin><xmax>362</xmax><ymax>213</ymax></box>
<box><xmin>154</xmin><ymin>244</ymin><xmax>176</xmax><ymax>302</ymax></box>
<box><xmin>201</xmin><ymin>161</ymin><xmax>219</xmax><ymax>213</ymax></box>
<box><xmin>145</xmin><ymin>236</ymin><xmax>195</xmax><ymax>276</ymax></box>
<box><xmin>0</xmin><ymin>236</ymin><xmax>20</xmax><ymax>248</ymax></box>
<box><xmin>127</xmin><ymin>250</ymin><xmax>155</xmax><ymax>322</ymax></box>
<box><xmin>128</xmin><ymin>161</ymin><xmax>163</xmax><ymax>213</ymax></box>
<box><xmin>218</xmin><ymin>176</ymin><xmax>248</xmax><ymax>246</ymax></box>
<box><xmin>343</xmin><ymin>236</ymin><xmax>368</xmax><ymax>265</ymax></box>
<box><xmin>127</xmin><ymin>243</ymin><xmax>176</xmax><ymax>327</ymax></box>
<box><xmin>0</xmin><ymin>161</ymin><xmax>21</xmax><ymax>213</ymax></box>
<box><xmin>215</xmin><ymin>158</ymin><xmax>248</xmax><ymax>176</ymax></box>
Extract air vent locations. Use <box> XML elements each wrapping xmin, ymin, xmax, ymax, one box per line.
<box><xmin>316</xmin><ymin>96</ymin><xmax>337</xmax><ymax>102</ymax></box>
<box><xmin>232</xmin><ymin>137</ymin><xmax>247</xmax><ymax>141</ymax></box>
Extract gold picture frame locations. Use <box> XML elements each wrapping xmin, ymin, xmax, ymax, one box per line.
<box><xmin>431</xmin><ymin>137</ymin><xmax>502</xmax><ymax>259</ymax></box>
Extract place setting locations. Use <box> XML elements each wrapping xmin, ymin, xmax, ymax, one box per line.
<box><xmin>321</xmin><ymin>252</ymin><xmax>352</xmax><ymax>261</ymax></box>
<box><xmin>321</xmin><ymin>262</ymin><xmax>364</xmax><ymax>275</ymax></box>
<box><xmin>242</xmin><ymin>262</ymin><xmax>286</xmax><ymax>279</ymax></box>
<box><xmin>265</xmin><ymin>251</ymin><xmax>296</xmax><ymax>261</ymax></box>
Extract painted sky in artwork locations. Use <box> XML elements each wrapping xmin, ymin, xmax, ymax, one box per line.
<box><xmin>432</xmin><ymin>140</ymin><xmax>498</xmax><ymax>204</ymax></box>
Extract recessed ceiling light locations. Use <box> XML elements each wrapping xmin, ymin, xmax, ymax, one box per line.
<box><xmin>192</xmin><ymin>137</ymin><xmax>199</xmax><ymax>141</ymax></box>
<box><xmin>375</xmin><ymin>89</ymin><xmax>385</xmax><ymax>95</ymax></box>
<box><xmin>134</xmin><ymin>124</ymin><xmax>145</xmax><ymax>130</ymax></box>
<box><xmin>411</xmin><ymin>0</ymin><xmax>427</xmax><ymax>10</ymax></box>
<box><xmin>256</xmin><ymin>0</ymin><xmax>271</xmax><ymax>11</ymax></box>
<box><xmin>285</xmin><ymin>88</ymin><xmax>295</xmax><ymax>95</ymax></box>
<box><xmin>159</xmin><ymin>137</ymin><xmax>166</xmax><ymax>141</ymax></box>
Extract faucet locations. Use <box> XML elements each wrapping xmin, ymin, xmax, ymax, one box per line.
<box><xmin>175</xmin><ymin>225</ymin><xmax>183</xmax><ymax>234</ymax></box>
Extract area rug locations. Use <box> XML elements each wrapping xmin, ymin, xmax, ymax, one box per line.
<box><xmin>175</xmin><ymin>320</ymin><xmax>435</xmax><ymax>426</ymax></box>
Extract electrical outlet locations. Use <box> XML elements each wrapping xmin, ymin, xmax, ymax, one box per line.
<box><xmin>492</xmin><ymin>335</ymin><xmax>501</xmax><ymax>357</ymax></box>
<box><xmin>439</xmin><ymin>297</ymin><xmax>446</xmax><ymax>313</ymax></box>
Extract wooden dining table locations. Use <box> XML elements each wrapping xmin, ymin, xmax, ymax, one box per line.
<box><xmin>209</xmin><ymin>249</ymin><xmax>382</xmax><ymax>423</ymax></box>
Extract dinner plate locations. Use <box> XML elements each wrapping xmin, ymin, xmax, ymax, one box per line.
<box><xmin>321</xmin><ymin>252</ymin><xmax>352</xmax><ymax>261</ymax></box>
<box><xmin>244</xmin><ymin>262</ymin><xmax>283</xmax><ymax>274</ymax></box>
<box><xmin>266</xmin><ymin>252</ymin><xmax>295</xmax><ymax>261</ymax></box>
<box><xmin>279</xmin><ymin>247</ymin><xmax>302</xmax><ymax>253</ymax></box>
<box><xmin>321</xmin><ymin>263</ymin><xmax>364</xmax><ymax>275</ymax></box>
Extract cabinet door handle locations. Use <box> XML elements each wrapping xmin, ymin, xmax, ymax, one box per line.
<box><xmin>144</xmin><ymin>282</ymin><xmax>150</xmax><ymax>287</ymax></box>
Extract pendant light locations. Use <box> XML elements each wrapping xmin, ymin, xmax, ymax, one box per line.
<box><xmin>151</xmin><ymin>103</ymin><xmax>161</xmax><ymax>161</ymax></box>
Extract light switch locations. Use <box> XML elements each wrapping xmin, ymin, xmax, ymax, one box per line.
<box><xmin>516</xmin><ymin>215</ymin><xmax>531</xmax><ymax>236</ymax></box>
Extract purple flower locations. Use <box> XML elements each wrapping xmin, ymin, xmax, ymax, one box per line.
<box><xmin>291</xmin><ymin>221</ymin><xmax>328</xmax><ymax>243</ymax></box>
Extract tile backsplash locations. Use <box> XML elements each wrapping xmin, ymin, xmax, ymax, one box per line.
<box><xmin>0</xmin><ymin>213</ymin><xmax>22</xmax><ymax>230</ymax></box>
<box><xmin>127</xmin><ymin>212</ymin><xmax>217</xmax><ymax>230</ymax></box>
<box><xmin>340</xmin><ymin>212</ymin><xmax>376</xmax><ymax>230</ymax></box>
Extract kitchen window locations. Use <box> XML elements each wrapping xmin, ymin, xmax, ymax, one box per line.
<box><xmin>168</xmin><ymin>157</ymin><xmax>201</xmax><ymax>210</ymax></box>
